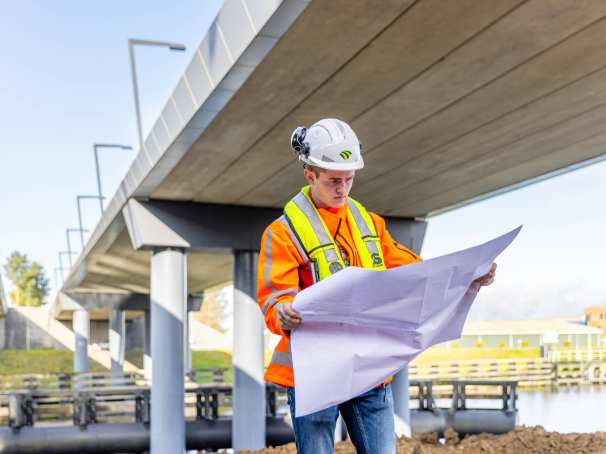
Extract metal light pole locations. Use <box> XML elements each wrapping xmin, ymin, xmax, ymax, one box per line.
<box><xmin>66</xmin><ymin>228</ymin><xmax>88</xmax><ymax>267</ymax></box>
<box><xmin>76</xmin><ymin>195</ymin><xmax>105</xmax><ymax>249</ymax></box>
<box><xmin>59</xmin><ymin>251</ymin><xmax>77</xmax><ymax>275</ymax></box>
<box><xmin>93</xmin><ymin>144</ymin><xmax>132</xmax><ymax>214</ymax></box>
<box><xmin>128</xmin><ymin>38</ymin><xmax>186</xmax><ymax>150</ymax></box>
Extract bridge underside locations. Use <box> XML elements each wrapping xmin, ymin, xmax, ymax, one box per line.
<box><xmin>63</xmin><ymin>1</ymin><xmax>606</xmax><ymax>304</ymax></box>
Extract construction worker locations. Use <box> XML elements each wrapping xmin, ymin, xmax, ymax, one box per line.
<box><xmin>257</xmin><ymin>118</ymin><xmax>496</xmax><ymax>453</ymax></box>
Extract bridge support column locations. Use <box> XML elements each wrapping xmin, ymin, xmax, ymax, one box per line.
<box><xmin>150</xmin><ymin>247</ymin><xmax>187</xmax><ymax>454</ymax></box>
<box><xmin>110</xmin><ymin>308</ymin><xmax>125</xmax><ymax>376</ymax></box>
<box><xmin>184</xmin><ymin>310</ymin><xmax>192</xmax><ymax>375</ymax></box>
<box><xmin>73</xmin><ymin>309</ymin><xmax>89</xmax><ymax>374</ymax></box>
<box><xmin>388</xmin><ymin>218</ymin><xmax>427</xmax><ymax>438</ymax></box>
<box><xmin>232</xmin><ymin>250</ymin><xmax>265</xmax><ymax>451</ymax></box>
<box><xmin>144</xmin><ymin>309</ymin><xmax>152</xmax><ymax>381</ymax></box>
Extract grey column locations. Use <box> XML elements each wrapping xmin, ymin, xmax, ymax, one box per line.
<box><xmin>73</xmin><ymin>309</ymin><xmax>90</xmax><ymax>373</ymax></box>
<box><xmin>110</xmin><ymin>308</ymin><xmax>125</xmax><ymax>376</ymax></box>
<box><xmin>388</xmin><ymin>218</ymin><xmax>427</xmax><ymax>438</ymax></box>
<box><xmin>232</xmin><ymin>250</ymin><xmax>265</xmax><ymax>451</ymax></box>
<box><xmin>150</xmin><ymin>248</ymin><xmax>187</xmax><ymax>454</ymax></box>
<box><xmin>144</xmin><ymin>310</ymin><xmax>152</xmax><ymax>381</ymax></box>
<box><xmin>184</xmin><ymin>310</ymin><xmax>192</xmax><ymax>374</ymax></box>
<box><xmin>392</xmin><ymin>368</ymin><xmax>411</xmax><ymax>437</ymax></box>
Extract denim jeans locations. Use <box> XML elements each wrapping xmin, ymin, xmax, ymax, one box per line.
<box><xmin>286</xmin><ymin>384</ymin><xmax>396</xmax><ymax>454</ymax></box>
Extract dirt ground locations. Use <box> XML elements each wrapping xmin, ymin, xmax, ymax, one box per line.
<box><xmin>240</xmin><ymin>426</ymin><xmax>606</xmax><ymax>453</ymax></box>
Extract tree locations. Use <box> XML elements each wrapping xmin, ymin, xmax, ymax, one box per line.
<box><xmin>3</xmin><ymin>252</ymin><xmax>49</xmax><ymax>307</ymax></box>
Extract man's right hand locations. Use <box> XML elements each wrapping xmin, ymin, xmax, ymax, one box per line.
<box><xmin>276</xmin><ymin>303</ymin><xmax>302</xmax><ymax>331</ymax></box>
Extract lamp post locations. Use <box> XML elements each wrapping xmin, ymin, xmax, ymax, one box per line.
<box><xmin>76</xmin><ymin>195</ymin><xmax>105</xmax><ymax>249</ymax></box>
<box><xmin>93</xmin><ymin>144</ymin><xmax>132</xmax><ymax>214</ymax></box>
<box><xmin>66</xmin><ymin>228</ymin><xmax>88</xmax><ymax>267</ymax></box>
<box><xmin>58</xmin><ymin>251</ymin><xmax>77</xmax><ymax>276</ymax></box>
<box><xmin>128</xmin><ymin>38</ymin><xmax>186</xmax><ymax>150</ymax></box>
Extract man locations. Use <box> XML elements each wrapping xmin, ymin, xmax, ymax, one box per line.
<box><xmin>257</xmin><ymin>118</ymin><xmax>496</xmax><ymax>453</ymax></box>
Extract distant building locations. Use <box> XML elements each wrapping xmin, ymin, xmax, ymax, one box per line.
<box><xmin>450</xmin><ymin>318</ymin><xmax>603</xmax><ymax>350</ymax></box>
<box><xmin>585</xmin><ymin>306</ymin><xmax>606</xmax><ymax>336</ymax></box>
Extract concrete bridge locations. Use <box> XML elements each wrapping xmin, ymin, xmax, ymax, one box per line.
<box><xmin>48</xmin><ymin>0</ymin><xmax>606</xmax><ymax>452</ymax></box>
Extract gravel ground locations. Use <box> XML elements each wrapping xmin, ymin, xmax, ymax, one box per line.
<box><xmin>239</xmin><ymin>426</ymin><xmax>606</xmax><ymax>453</ymax></box>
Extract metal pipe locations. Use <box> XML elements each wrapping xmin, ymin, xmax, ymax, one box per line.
<box><xmin>0</xmin><ymin>418</ymin><xmax>294</xmax><ymax>454</ymax></box>
<box><xmin>232</xmin><ymin>250</ymin><xmax>265</xmax><ymax>451</ymax></box>
<box><xmin>150</xmin><ymin>247</ymin><xmax>186</xmax><ymax>453</ymax></box>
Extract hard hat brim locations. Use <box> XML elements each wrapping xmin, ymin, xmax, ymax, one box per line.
<box><xmin>301</xmin><ymin>155</ymin><xmax>364</xmax><ymax>171</ymax></box>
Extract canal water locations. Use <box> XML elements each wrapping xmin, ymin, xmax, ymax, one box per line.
<box><xmin>517</xmin><ymin>386</ymin><xmax>606</xmax><ymax>433</ymax></box>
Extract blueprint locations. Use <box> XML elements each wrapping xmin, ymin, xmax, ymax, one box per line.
<box><xmin>291</xmin><ymin>226</ymin><xmax>521</xmax><ymax>417</ymax></box>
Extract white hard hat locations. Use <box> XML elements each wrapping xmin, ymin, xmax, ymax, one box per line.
<box><xmin>290</xmin><ymin>118</ymin><xmax>364</xmax><ymax>171</ymax></box>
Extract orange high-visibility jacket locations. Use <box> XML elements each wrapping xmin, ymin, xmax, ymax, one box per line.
<box><xmin>257</xmin><ymin>198</ymin><xmax>422</xmax><ymax>388</ymax></box>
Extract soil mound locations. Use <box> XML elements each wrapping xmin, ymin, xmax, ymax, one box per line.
<box><xmin>240</xmin><ymin>426</ymin><xmax>606</xmax><ymax>453</ymax></box>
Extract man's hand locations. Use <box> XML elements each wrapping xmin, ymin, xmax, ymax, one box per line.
<box><xmin>475</xmin><ymin>262</ymin><xmax>497</xmax><ymax>288</ymax></box>
<box><xmin>276</xmin><ymin>302</ymin><xmax>302</xmax><ymax>331</ymax></box>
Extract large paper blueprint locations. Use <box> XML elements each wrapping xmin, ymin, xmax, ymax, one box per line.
<box><xmin>291</xmin><ymin>226</ymin><xmax>521</xmax><ymax>417</ymax></box>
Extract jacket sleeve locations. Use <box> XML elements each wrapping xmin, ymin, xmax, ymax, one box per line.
<box><xmin>257</xmin><ymin>221</ymin><xmax>304</xmax><ymax>336</ymax></box>
<box><xmin>370</xmin><ymin>212</ymin><xmax>422</xmax><ymax>269</ymax></box>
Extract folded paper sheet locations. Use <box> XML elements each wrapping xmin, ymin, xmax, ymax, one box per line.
<box><xmin>291</xmin><ymin>226</ymin><xmax>521</xmax><ymax>417</ymax></box>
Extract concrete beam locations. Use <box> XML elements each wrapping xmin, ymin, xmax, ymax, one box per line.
<box><xmin>123</xmin><ymin>199</ymin><xmax>282</xmax><ymax>251</ymax></box>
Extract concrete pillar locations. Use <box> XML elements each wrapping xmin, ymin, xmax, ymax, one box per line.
<box><xmin>232</xmin><ymin>250</ymin><xmax>265</xmax><ymax>451</ymax></box>
<box><xmin>389</xmin><ymin>218</ymin><xmax>427</xmax><ymax>439</ymax></box>
<box><xmin>110</xmin><ymin>308</ymin><xmax>125</xmax><ymax>376</ymax></box>
<box><xmin>184</xmin><ymin>310</ymin><xmax>192</xmax><ymax>374</ymax></box>
<box><xmin>392</xmin><ymin>368</ymin><xmax>411</xmax><ymax>437</ymax></box>
<box><xmin>150</xmin><ymin>248</ymin><xmax>187</xmax><ymax>454</ymax></box>
<box><xmin>73</xmin><ymin>309</ymin><xmax>90</xmax><ymax>374</ymax></box>
<box><xmin>144</xmin><ymin>310</ymin><xmax>152</xmax><ymax>381</ymax></box>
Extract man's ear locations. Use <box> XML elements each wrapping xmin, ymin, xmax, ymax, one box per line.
<box><xmin>303</xmin><ymin>169</ymin><xmax>315</xmax><ymax>186</ymax></box>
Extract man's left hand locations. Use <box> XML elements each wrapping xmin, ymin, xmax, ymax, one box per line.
<box><xmin>475</xmin><ymin>262</ymin><xmax>497</xmax><ymax>288</ymax></box>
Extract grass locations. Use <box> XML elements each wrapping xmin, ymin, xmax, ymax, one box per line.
<box><xmin>0</xmin><ymin>349</ymin><xmax>106</xmax><ymax>375</ymax></box>
<box><xmin>412</xmin><ymin>346</ymin><xmax>541</xmax><ymax>363</ymax></box>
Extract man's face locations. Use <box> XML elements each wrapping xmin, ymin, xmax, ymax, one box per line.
<box><xmin>304</xmin><ymin>168</ymin><xmax>355</xmax><ymax>209</ymax></box>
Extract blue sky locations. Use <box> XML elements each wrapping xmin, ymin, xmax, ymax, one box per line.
<box><xmin>0</xmin><ymin>1</ymin><xmax>605</xmax><ymax>320</ymax></box>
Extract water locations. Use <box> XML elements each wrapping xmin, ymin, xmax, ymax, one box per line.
<box><xmin>517</xmin><ymin>386</ymin><xmax>606</xmax><ymax>433</ymax></box>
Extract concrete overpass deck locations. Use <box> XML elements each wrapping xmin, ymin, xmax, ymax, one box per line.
<box><xmin>57</xmin><ymin>0</ymin><xmax>606</xmax><ymax>305</ymax></box>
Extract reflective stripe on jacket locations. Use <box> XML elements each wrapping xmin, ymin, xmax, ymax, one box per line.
<box><xmin>283</xmin><ymin>186</ymin><xmax>386</xmax><ymax>282</ymax></box>
<box><xmin>257</xmin><ymin>189</ymin><xmax>422</xmax><ymax>388</ymax></box>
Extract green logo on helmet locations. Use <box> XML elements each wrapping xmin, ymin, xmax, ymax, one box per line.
<box><xmin>340</xmin><ymin>150</ymin><xmax>352</xmax><ymax>160</ymax></box>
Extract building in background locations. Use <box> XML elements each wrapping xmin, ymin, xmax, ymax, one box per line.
<box><xmin>585</xmin><ymin>306</ymin><xmax>606</xmax><ymax>336</ymax></box>
<box><xmin>449</xmin><ymin>318</ymin><xmax>603</xmax><ymax>351</ymax></box>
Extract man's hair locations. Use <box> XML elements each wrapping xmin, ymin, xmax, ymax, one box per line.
<box><xmin>303</xmin><ymin>164</ymin><xmax>324</xmax><ymax>177</ymax></box>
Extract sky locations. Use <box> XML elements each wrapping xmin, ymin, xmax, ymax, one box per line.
<box><xmin>0</xmin><ymin>1</ymin><xmax>605</xmax><ymax>321</ymax></box>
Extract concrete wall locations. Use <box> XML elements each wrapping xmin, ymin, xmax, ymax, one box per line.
<box><xmin>0</xmin><ymin>308</ymin><xmax>66</xmax><ymax>350</ymax></box>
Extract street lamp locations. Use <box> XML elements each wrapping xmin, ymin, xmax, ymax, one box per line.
<box><xmin>93</xmin><ymin>143</ymin><xmax>132</xmax><ymax>213</ymax></box>
<box><xmin>58</xmin><ymin>251</ymin><xmax>77</xmax><ymax>276</ymax></box>
<box><xmin>128</xmin><ymin>38</ymin><xmax>186</xmax><ymax>150</ymax></box>
<box><xmin>54</xmin><ymin>267</ymin><xmax>65</xmax><ymax>289</ymax></box>
<box><xmin>76</xmin><ymin>195</ymin><xmax>105</xmax><ymax>249</ymax></box>
<box><xmin>66</xmin><ymin>229</ymin><xmax>88</xmax><ymax>267</ymax></box>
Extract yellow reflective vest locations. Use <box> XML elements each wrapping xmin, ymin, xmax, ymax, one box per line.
<box><xmin>283</xmin><ymin>186</ymin><xmax>386</xmax><ymax>282</ymax></box>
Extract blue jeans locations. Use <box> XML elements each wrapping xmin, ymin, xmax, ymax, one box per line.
<box><xmin>286</xmin><ymin>384</ymin><xmax>396</xmax><ymax>454</ymax></box>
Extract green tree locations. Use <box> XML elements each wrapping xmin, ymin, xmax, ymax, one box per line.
<box><xmin>3</xmin><ymin>251</ymin><xmax>49</xmax><ymax>307</ymax></box>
